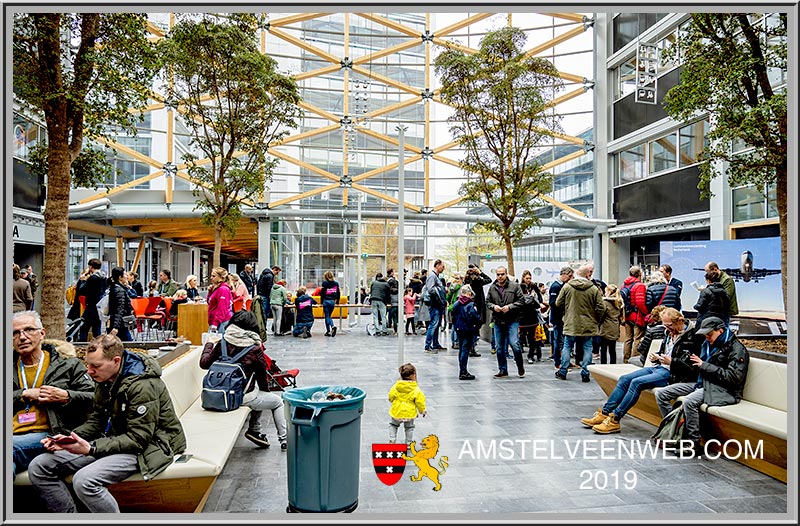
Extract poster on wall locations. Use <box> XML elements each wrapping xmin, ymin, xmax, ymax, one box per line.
<box><xmin>660</xmin><ymin>237</ymin><xmax>784</xmax><ymax>317</ymax></box>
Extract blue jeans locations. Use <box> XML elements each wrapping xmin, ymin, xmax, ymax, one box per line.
<box><xmin>494</xmin><ymin>321</ymin><xmax>522</xmax><ymax>373</ymax></box>
<box><xmin>457</xmin><ymin>330</ymin><xmax>476</xmax><ymax>375</ymax></box>
<box><xmin>322</xmin><ymin>299</ymin><xmax>336</xmax><ymax>332</ymax></box>
<box><xmin>602</xmin><ymin>367</ymin><xmax>670</xmax><ymax>419</ymax></box>
<box><xmin>425</xmin><ymin>306</ymin><xmax>443</xmax><ymax>349</ymax></box>
<box><xmin>13</xmin><ymin>431</ymin><xmax>49</xmax><ymax>480</ymax></box>
<box><xmin>292</xmin><ymin>320</ymin><xmax>314</xmax><ymax>337</ymax></box>
<box><xmin>372</xmin><ymin>300</ymin><xmax>387</xmax><ymax>333</ymax></box>
<box><xmin>559</xmin><ymin>335</ymin><xmax>593</xmax><ymax>378</ymax></box>
<box><xmin>551</xmin><ymin>324</ymin><xmax>564</xmax><ymax>366</ymax></box>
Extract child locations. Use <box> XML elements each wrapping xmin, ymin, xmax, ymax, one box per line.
<box><xmin>388</xmin><ymin>363</ymin><xmax>426</xmax><ymax>445</ymax></box>
<box><xmin>403</xmin><ymin>287</ymin><xmax>418</xmax><ymax>335</ymax></box>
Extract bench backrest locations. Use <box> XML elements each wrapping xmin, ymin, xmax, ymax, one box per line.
<box><xmin>742</xmin><ymin>357</ymin><xmax>787</xmax><ymax>412</ymax></box>
<box><xmin>161</xmin><ymin>346</ymin><xmax>205</xmax><ymax>417</ymax></box>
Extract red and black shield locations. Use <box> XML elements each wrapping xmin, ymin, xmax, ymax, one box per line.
<box><xmin>372</xmin><ymin>443</ymin><xmax>408</xmax><ymax>486</ymax></box>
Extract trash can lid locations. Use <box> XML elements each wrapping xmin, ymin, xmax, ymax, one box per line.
<box><xmin>283</xmin><ymin>385</ymin><xmax>366</xmax><ymax>410</ymax></box>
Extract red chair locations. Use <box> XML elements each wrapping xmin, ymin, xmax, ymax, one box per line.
<box><xmin>232</xmin><ymin>297</ymin><xmax>244</xmax><ymax>313</ymax></box>
<box><xmin>245</xmin><ymin>298</ymin><xmax>253</xmax><ymax>312</ymax></box>
<box><xmin>131</xmin><ymin>297</ymin><xmax>164</xmax><ymax>341</ymax></box>
<box><xmin>263</xmin><ymin>351</ymin><xmax>299</xmax><ymax>392</ymax></box>
<box><xmin>160</xmin><ymin>298</ymin><xmax>177</xmax><ymax>337</ymax></box>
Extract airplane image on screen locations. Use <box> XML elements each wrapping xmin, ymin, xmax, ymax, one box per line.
<box><xmin>694</xmin><ymin>250</ymin><xmax>781</xmax><ymax>283</ymax></box>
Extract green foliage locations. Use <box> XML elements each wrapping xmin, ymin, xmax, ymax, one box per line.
<box><xmin>434</xmin><ymin>26</ymin><xmax>563</xmax><ymax>259</ymax></box>
<box><xmin>28</xmin><ymin>142</ymin><xmax>117</xmax><ymax>189</ymax></box>
<box><xmin>159</xmin><ymin>14</ymin><xmax>302</xmax><ymax>248</ymax></box>
<box><xmin>663</xmin><ymin>14</ymin><xmax>786</xmax><ymax>199</ymax></box>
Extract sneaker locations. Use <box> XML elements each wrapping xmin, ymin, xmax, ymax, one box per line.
<box><xmin>469</xmin><ymin>351</ymin><xmax>481</xmax><ymax>357</ymax></box>
<box><xmin>244</xmin><ymin>431</ymin><xmax>271</xmax><ymax>448</ymax></box>
<box><xmin>324</xmin><ymin>332</ymin><xmax>331</xmax><ymax>337</ymax></box>
<box><xmin>517</xmin><ymin>364</ymin><xmax>525</xmax><ymax>377</ymax></box>
<box><xmin>280</xmin><ymin>440</ymin><xmax>288</xmax><ymax>451</ymax></box>
<box><xmin>527</xmin><ymin>358</ymin><xmax>534</xmax><ymax>364</ymax></box>
<box><xmin>459</xmin><ymin>373</ymin><xmax>476</xmax><ymax>380</ymax></box>
<box><xmin>302</xmin><ymin>329</ymin><xmax>311</xmax><ymax>339</ymax></box>
<box><xmin>582</xmin><ymin>375</ymin><xmax>591</xmax><ymax>383</ymax></box>
<box><xmin>451</xmin><ymin>344</ymin><xmax>459</xmax><ymax>349</ymax></box>
<box><xmin>490</xmin><ymin>348</ymin><xmax>497</xmax><ymax>354</ymax></box>
<box><xmin>331</xmin><ymin>327</ymin><xmax>337</xmax><ymax>337</ymax></box>
<box><xmin>592</xmin><ymin>414</ymin><xmax>621</xmax><ymax>434</ymax></box>
<box><xmin>432</xmin><ymin>346</ymin><xmax>447</xmax><ymax>351</ymax></box>
<box><xmin>424</xmin><ymin>348</ymin><xmax>438</xmax><ymax>354</ymax></box>
<box><xmin>580</xmin><ymin>408</ymin><xmax>608</xmax><ymax>428</ymax></box>
<box><xmin>493</xmin><ymin>371</ymin><xmax>508</xmax><ymax>378</ymax></box>
<box><xmin>555</xmin><ymin>370</ymin><xmax>567</xmax><ymax>380</ymax></box>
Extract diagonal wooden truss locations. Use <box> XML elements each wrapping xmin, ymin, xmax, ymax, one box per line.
<box><xmin>79</xmin><ymin>12</ymin><xmax>594</xmax><ymax>227</ymax></box>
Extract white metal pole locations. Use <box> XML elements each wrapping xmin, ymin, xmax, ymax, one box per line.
<box><xmin>397</xmin><ymin>125</ymin><xmax>407</xmax><ymax>366</ymax></box>
<box><xmin>357</xmin><ymin>194</ymin><xmax>362</xmax><ymax>326</ymax></box>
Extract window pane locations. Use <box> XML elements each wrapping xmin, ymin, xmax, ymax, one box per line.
<box><xmin>650</xmin><ymin>134</ymin><xmax>676</xmax><ymax>173</ymax></box>
<box><xmin>619</xmin><ymin>145</ymin><xmax>646</xmax><ymax>183</ymax></box>
<box><xmin>767</xmin><ymin>183</ymin><xmax>778</xmax><ymax>218</ymax></box>
<box><xmin>732</xmin><ymin>185</ymin><xmax>766</xmax><ymax>222</ymax></box>
<box><xmin>617</xmin><ymin>58</ymin><xmax>637</xmax><ymax>99</ymax></box>
<box><xmin>678</xmin><ymin>120</ymin><xmax>708</xmax><ymax>165</ymax></box>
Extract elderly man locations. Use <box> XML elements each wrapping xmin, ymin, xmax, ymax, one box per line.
<box><xmin>652</xmin><ymin>316</ymin><xmax>749</xmax><ymax>453</ymax></box>
<box><xmin>12</xmin><ymin>311</ymin><xmax>94</xmax><ymax>480</ymax></box>
<box><xmin>28</xmin><ymin>334</ymin><xmax>186</xmax><ymax>513</ymax></box>
<box><xmin>486</xmin><ymin>266</ymin><xmax>525</xmax><ymax>378</ymax></box>
<box><xmin>239</xmin><ymin>264</ymin><xmax>256</xmax><ymax>297</ymax></box>
<box><xmin>555</xmin><ymin>264</ymin><xmax>605</xmax><ymax>382</ymax></box>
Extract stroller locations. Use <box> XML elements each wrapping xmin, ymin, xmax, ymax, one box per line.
<box><xmin>65</xmin><ymin>317</ymin><xmax>84</xmax><ymax>343</ymax></box>
<box><xmin>263</xmin><ymin>350</ymin><xmax>299</xmax><ymax>392</ymax></box>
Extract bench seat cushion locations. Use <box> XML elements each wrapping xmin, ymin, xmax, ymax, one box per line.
<box><xmin>703</xmin><ymin>400</ymin><xmax>787</xmax><ymax>440</ymax></box>
<box><xmin>587</xmin><ymin>363</ymin><xmax>641</xmax><ymax>382</ymax></box>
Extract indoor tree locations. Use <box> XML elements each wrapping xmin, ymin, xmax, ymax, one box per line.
<box><xmin>159</xmin><ymin>13</ymin><xmax>302</xmax><ymax>267</ymax></box>
<box><xmin>434</xmin><ymin>26</ymin><xmax>564</xmax><ymax>276</ymax></box>
<box><xmin>13</xmin><ymin>13</ymin><xmax>159</xmax><ymax>338</ymax></box>
<box><xmin>664</xmin><ymin>13</ymin><xmax>787</xmax><ymax>309</ymax></box>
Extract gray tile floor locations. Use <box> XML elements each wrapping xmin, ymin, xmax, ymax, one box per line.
<box><xmin>201</xmin><ymin>321</ymin><xmax>789</xmax><ymax>518</ymax></box>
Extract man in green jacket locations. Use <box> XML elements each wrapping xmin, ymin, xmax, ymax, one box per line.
<box><xmin>12</xmin><ymin>311</ymin><xmax>95</xmax><ymax>480</ymax></box>
<box><xmin>704</xmin><ymin>261</ymin><xmax>739</xmax><ymax>316</ymax></box>
<box><xmin>555</xmin><ymin>264</ymin><xmax>606</xmax><ymax>382</ymax></box>
<box><xmin>28</xmin><ymin>334</ymin><xmax>186</xmax><ymax>513</ymax></box>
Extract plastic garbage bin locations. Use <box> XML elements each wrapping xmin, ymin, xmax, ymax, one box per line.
<box><xmin>283</xmin><ymin>385</ymin><xmax>367</xmax><ymax>513</ymax></box>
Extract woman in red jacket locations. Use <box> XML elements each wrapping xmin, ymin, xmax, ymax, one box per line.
<box><xmin>207</xmin><ymin>267</ymin><xmax>233</xmax><ymax>333</ymax></box>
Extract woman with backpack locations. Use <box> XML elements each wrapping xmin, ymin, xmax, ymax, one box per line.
<box><xmin>106</xmin><ymin>266</ymin><xmax>134</xmax><ymax>341</ymax></box>
<box><xmin>199</xmin><ymin>310</ymin><xmax>287</xmax><ymax>450</ymax></box>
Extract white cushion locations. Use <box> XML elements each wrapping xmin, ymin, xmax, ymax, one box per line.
<box><xmin>704</xmin><ymin>400</ymin><xmax>787</xmax><ymax>440</ymax></box>
<box><xmin>161</xmin><ymin>346</ymin><xmax>205</xmax><ymax>417</ymax></box>
<box><xmin>179</xmin><ymin>399</ymin><xmax>250</xmax><ymax>469</ymax></box>
<box><xmin>741</xmin><ymin>358</ymin><xmax>787</xmax><ymax>412</ymax></box>
<box><xmin>587</xmin><ymin>364</ymin><xmax>641</xmax><ymax>382</ymax></box>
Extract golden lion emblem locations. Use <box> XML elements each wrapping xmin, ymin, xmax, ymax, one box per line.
<box><xmin>402</xmin><ymin>434</ymin><xmax>449</xmax><ymax>491</ymax></box>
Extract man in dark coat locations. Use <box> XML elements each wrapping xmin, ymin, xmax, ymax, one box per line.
<box><xmin>240</xmin><ymin>264</ymin><xmax>257</xmax><ymax>297</ymax></box>
<box><xmin>463</xmin><ymin>264</ymin><xmax>492</xmax><ymax>357</ymax></box>
<box><xmin>73</xmin><ymin>258</ymin><xmax>107</xmax><ymax>342</ymax></box>
<box><xmin>256</xmin><ymin>265</ymin><xmax>277</xmax><ymax>332</ymax></box>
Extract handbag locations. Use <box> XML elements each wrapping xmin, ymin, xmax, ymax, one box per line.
<box><xmin>534</xmin><ymin>324</ymin><xmax>547</xmax><ymax>342</ymax></box>
<box><xmin>644</xmin><ymin>286</ymin><xmax>669</xmax><ymax>325</ymax></box>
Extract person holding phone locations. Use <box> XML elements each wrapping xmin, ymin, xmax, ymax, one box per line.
<box><xmin>12</xmin><ymin>311</ymin><xmax>94</xmax><ymax>480</ymax></box>
<box><xmin>27</xmin><ymin>334</ymin><xmax>186</xmax><ymax>513</ymax></box>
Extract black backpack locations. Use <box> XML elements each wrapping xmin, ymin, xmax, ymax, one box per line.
<box><xmin>620</xmin><ymin>282</ymin><xmax>636</xmax><ymax>315</ymax></box>
<box><xmin>201</xmin><ymin>339</ymin><xmax>258</xmax><ymax>412</ymax></box>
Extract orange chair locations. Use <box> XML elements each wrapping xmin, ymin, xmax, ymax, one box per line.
<box><xmin>131</xmin><ymin>297</ymin><xmax>163</xmax><ymax>341</ymax></box>
<box><xmin>232</xmin><ymin>297</ymin><xmax>244</xmax><ymax>313</ymax></box>
<box><xmin>245</xmin><ymin>298</ymin><xmax>252</xmax><ymax>311</ymax></box>
<box><xmin>160</xmin><ymin>298</ymin><xmax>177</xmax><ymax>336</ymax></box>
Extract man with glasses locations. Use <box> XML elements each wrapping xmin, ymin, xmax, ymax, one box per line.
<box><xmin>12</xmin><ymin>311</ymin><xmax>94</xmax><ymax>480</ymax></box>
<box><xmin>582</xmin><ymin>307</ymin><xmax>701</xmax><ymax>434</ymax></box>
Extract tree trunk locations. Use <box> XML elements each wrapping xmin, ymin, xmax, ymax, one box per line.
<box><xmin>40</xmin><ymin>142</ymin><xmax>73</xmax><ymax>339</ymax></box>
<box><xmin>213</xmin><ymin>227</ymin><xmax>222</xmax><ymax>269</ymax></box>
<box><xmin>776</xmin><ymin>162</ymin><xmax>787</xmax><ymax>313</ymax></box>
<box><xmin>504</xmin><ymin>234</ymin><xmax>515</xmax><ymax>277</ymax></box>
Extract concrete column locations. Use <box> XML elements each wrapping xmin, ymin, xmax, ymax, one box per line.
<box><xmin>709</xmin><ymin>159</ymin><xmax>731</xmax><ymax>240</ymax></box>
<box><xmin>593</xmin><ymin>13</ymin><xmax>612</xmax><ymax>281</ymax></box>
<box><xmin>257</xmin><ymin>219</ymin><xmax>271</xmax><ymax>270</ymax></box>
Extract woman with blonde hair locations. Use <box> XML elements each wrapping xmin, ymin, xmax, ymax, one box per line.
<box><xmin>230</xmin><ymin>273</ymin><xmax>251</xmax><ymax>303</ymax></box>
<box><xmin>184</xmin><ymin>274</ymin><xmax>200</xmax><ymax>301</ymax></box>
<box><xmin>207</xmin><ymin>267</ymin><xmax>233</xmax><ymax>333</ymax></box>
<box><xmin>598</xmin><ymin>284</ymin><xmax>624</xmax><ymax>364</ymax></box>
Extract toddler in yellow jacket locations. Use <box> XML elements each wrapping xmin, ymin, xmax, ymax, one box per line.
<box><xmin>388</xmin><ymin>363</ymin><xmax>427</xmax><ymax>444</ymax></box>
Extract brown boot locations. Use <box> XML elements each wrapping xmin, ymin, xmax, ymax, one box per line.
<box><xmin>592</xmin><ymin>413</ymin><xmax>621</xmax><ymax>434</ymax></box>
<box><xmin>580</xmin><ymin>408</ymin><xmax>608</xmax><ymax>428</ymax></box>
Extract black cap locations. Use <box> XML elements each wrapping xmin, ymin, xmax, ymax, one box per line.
<box><xmin>696</xmin><ymin>316</ymin><xmax>726</xmax><ymax>335</ymax></box>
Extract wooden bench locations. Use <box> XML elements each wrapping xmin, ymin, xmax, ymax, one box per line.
<box><xmin>587</xmin><ymin>357</ymin><xmax>787</xmax><ymax>483</ymax></box>
<box><xmin>14</xmin><ymin>346</ymin><xmax>251</xmax><ymax>513</ymax></box>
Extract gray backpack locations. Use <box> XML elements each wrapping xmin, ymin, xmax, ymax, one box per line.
<box><xmin>651</xmin><ymin>404</ymin><xmax>686</xmax><ymax>443</ymax></box>
<box><xmin>201</xmin><ymin>339</ymin><xmax>257</xmax><ymax>412</ymax></box>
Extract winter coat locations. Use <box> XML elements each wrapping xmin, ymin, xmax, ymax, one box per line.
<box><xmin>718</xmin><ymin>271</ymin><xmax>739</xmax><ymax>316</ymax></box>
<box><xmin>108</xmin><ymin>282</ymin><xmax>133</xmax><ymax>334</ymax></box>
<box><xmin>131</xmin><ymin>279</ymin><xmax>145</xmax><ymax>298</ymax></box>
<box><xmin>486</xmin><ymin>279</ymin><xmax>524</xmax><ymax>325</ymax></box>
<box><xmin>645</xmin><ymin>283</ymin><xmax>681</xmax><ymax>312</ymax></box>
<box><xmin>388</xmin><ymin>380</ymin><xmax>426</xmax><ymax>419</ymax></box>
<box><xmin>12</xmin><ymin>341</ymin><xmax>95</xmax><ymax>434</ymax></box>
<box><xmin>668</xmin><ymin>277</ymin><xmax>683</xmax><ymax>311</ymax></box>
<box><xmin>270</xmin><ymin>284</ymin><xmax>288</xmax><ymax>306</ymax></box>
<box><xmin>320</xmin><ymin>280</ymin><xmax>341</xmax><ymax>303</ymax></box>
<box><xmin>239</xmin><ymin>270</ymin><xmax>256</xmax><ymax>297</ymax></box>
<box><xmin>699</xmin><ymin>331</ymin><xmax>749</xmax><ymax>406</ymax></box>
<box><xmin>464</xmin><ymin>271</ymin><xmax>492</xmax><ymax>325</ymax></box>
<box><xmin>13</xmin><ymin>278</ymin><xmax>33</xmax><ymax>312</ymax></box>
<box><xmin>452</xmin><ymin>297</ymin><xmax>481</xmax><ymax>333</ymax></box>
<box><xmin>200</xmin><ymin>338</ymin><xmax>271</xmax><ymax>392</ymax></box>
<box><xmin>158</xmin><ymin>279</ymin><xmax>179</xmax><ymax>298</ymax></box>
<box><xmin>73</xmin><ymin>350</ymin><xmax>186</xmax><ymax>481</ymax></box>
<box><xmin>548</xmin><ymin>279</ymin><xmax>567</xmax><ymax>326</ymax></box>
<box><xmin>250</xmin><ymin>296</ymin><xmax>269</xmax><ymax>341</ymax></box>
<box><xmin>622</xmin><ymin>276</ymin><xmax>648</xmax><ymax>327</ymax></box>
<box><xmin>409</xmin><ymin>277</ymin><xmax>424</xmax><ymax>295</ymax></box>
<box><xmin>295</xmin><ymin>294</ymin><xmax>317</xmax><ymax>323</ymax></box>
<box><xmin>369</xmin><ymin>279</ymin><xmax>391</xmax><ymax>304</ymax></box>
<box><xmin>518</xmin><ymin>293</ymin><xmax>541</xmax><ymax>327</ymax></box>
<box><xmin>256</xmin><ymin>268</ymin><xmax>275</xmax><ymax>298</ymax></box>
<box><xmin>207</xmin><ymin>283</ymin><xmax>233</xmax><ymax>328</ymax></box>
<box><xmin>664</xmin><ymin>322</ymin><xmax>705</xmax><ymax>384</ymax></box>
<box><xmin>71</xmin><ymin>272</ymin><xmax>107</xmax><ymax>324</ymax></box>
<box><xmin>598</xmin><ymin>297</ymin><xmax>624</xmax><ymax>341</ymax></box>
<box><xmin>634</xmin><ymin>324</ymin><xmax>667</xmax><ymax>366</ymax></box>
<box><xmin>694</xmin><ymin>282</ymin><xmax>730</xmax><ymax>326</ymax></box>
<box><xmin>555</xmin><ymin>277</ymin><xmax>605</xmax><ymax>337</ymax></box>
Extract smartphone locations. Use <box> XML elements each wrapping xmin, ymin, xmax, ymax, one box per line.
<box><xmin>46</xmin><ymin>434</ymin><xmax>77</xmax><ymax>444</ymax></box>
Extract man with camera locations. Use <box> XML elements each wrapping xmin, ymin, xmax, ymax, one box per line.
<box><xmin>463</xmin><ymin>263</ymin><xmax>492</xmax><ymax>357</ymax></box>
<box><xmin>653</xmin><ymin>316</ymin><xmax>749</xmax><ymax>452</ymax></box>
<box><xmin>582</xmin><ymin>307</ymin><xmax>702</xmax><ymax>434</ymax></box>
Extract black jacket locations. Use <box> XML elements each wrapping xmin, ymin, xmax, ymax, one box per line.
<box><xmin>239</xmin><ymin>270</ymin><xmax>256</xmax><ymax>296</ymax></box>
<box><xmin>256</xmin><ymin>268</ymin><xmax>275</xmax><ymax>298</ymax></box>
<box><xmin>69</xmin><ymin>272</ymin><xmax>107</xmax><ymax>322</ymax></box>
<box><xmin>131</xmin><ymin>279</ymin><xmax>144</xmax><ymax>298</ymax></box>
<box><xmin>463</xmin><ymin>270</ymin><xmax>492</xmax><ymax>324</ymax></box>
<box><xmin>694</xmin><ymin>282</ymin><xmax>730</xmax><ymax>326</ymax></box>
<box><xmin>320</xmin><ymin>280</ymin><xmax>341</xmax><ymax>303</ymax></box>
<box><xmin>635</xmin><ymin>324</ymin><xmax>667</xmax><ymax>366</ymax></box>
<box><xmin>518</xmin><ymin>293</ymin><xmax>541</xmax><ymax>327</ymax></box>
<box><xmin>108</xmin><ymin>283</ymin><xmax>133</xmax><ymax>333</ymax></box>
<box><xmin>486</xmin><ymin>280</ymin><xmax>524</xmax><ymax>325</ymax></box>
<box><xmin>700</xmin><ymin>332</ymin><xmax>749</xmax><ymax>406</ymax></box>
<box><xmin>548</xmin><ymin>279</ymin><xmax>567</xmax><ymax>326</ymax></box>
<box><xmin>645</xmin><ymin>283</ymin><xmax>681</xmax><ymax>312</ymax></box>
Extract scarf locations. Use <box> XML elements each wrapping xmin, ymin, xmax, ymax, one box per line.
<box><xmin>458</xmin><ymin>295</ymin><xmax>472</xmax><ymax>305</ymax></box>
<box><xmin>223</xmin><ymin>323</ymin><xmax>262</xmax><ymax>349</ymax></box>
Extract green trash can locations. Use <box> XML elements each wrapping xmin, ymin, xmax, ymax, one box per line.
<box><xmin>283</xmin><ymin>385</ymin><xmax>367</xmax><ymax>513</ymax></box>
